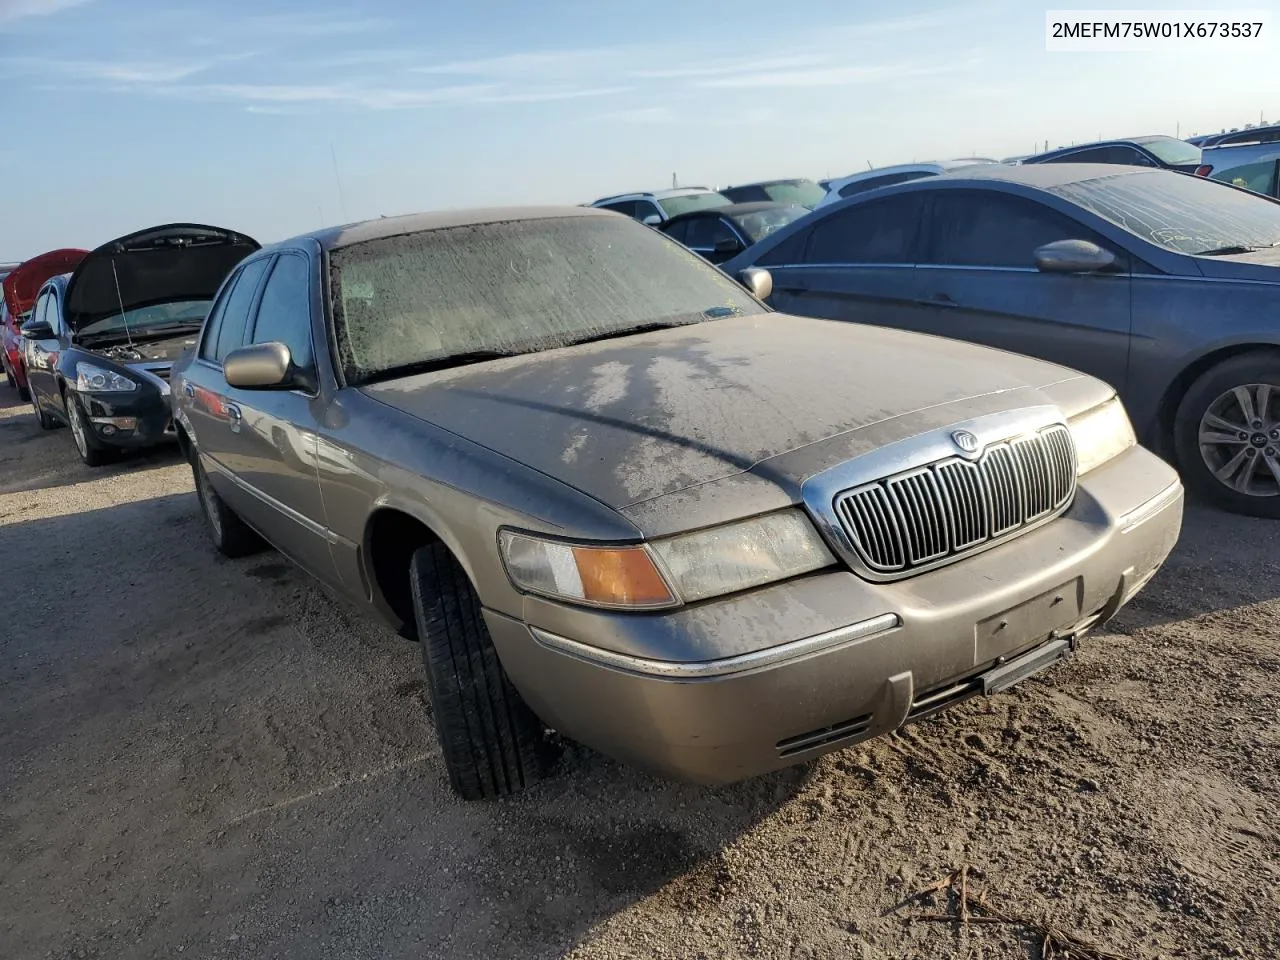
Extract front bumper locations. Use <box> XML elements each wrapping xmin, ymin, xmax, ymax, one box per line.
<box><xmin>486</xmin><ymin>445</ymin><xmax>1184</xmax><ymax>784</ymax></box>
<box><xmin>74</xmin><ymin>383</ymin><xmax>176</xmax><ymax>450</ymax></box>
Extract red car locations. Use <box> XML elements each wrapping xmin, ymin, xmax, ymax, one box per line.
<box><xmin>2</xmin><ymin>248</ymin><xmax>88</xmax><ymax>400</ymax></box>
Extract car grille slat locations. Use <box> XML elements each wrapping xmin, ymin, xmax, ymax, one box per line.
<box><xmin>834</xmin><ymin>424</ymin><xmax>1076</xmax><ymax>579</ymax></box>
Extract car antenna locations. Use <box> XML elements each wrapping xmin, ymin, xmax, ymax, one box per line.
<box><xmin>110</xmin><ymin>257</ymin><xmax>137</xmax><ymax>349</ymax></box>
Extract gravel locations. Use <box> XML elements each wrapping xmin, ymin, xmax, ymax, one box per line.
<box><xmin>1</xmin><ymin>386</ymin><xmax>1277</xmax><ymax>960</ymax></box>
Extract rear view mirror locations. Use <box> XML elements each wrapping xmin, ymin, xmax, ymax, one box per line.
<box><xmin>224</xmin><ymin>342</ymin><xmax>294</xmax><ymax>389</ymax></box>
<box><xmin>715</xmin><ymin>237</ymin><xmax>745</xmax><ymax>255</ymax></box>
<box><xmin>20</xmin><ymin>319</ymin><xmax>53</xmax><ymax>340</ymax></box>
<box><xmin>1034</xmin><ymin>239</ymin><xmax>1119</xmax><ymax>274</ymax></box>
<box><xmin>739</xmin><ymin>267</ymin><xmax>773</xmax><ymax>301</ymax></box>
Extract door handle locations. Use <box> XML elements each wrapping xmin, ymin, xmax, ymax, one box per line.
<box><xmin>183</xmin><ymin>383</ymin><xmax>195</xmax><ymax>399</ymax></box>
<box><xmin>226</xmin><ymin>402</ymin><xmax>242</xmax><ymax>433</ymax></box>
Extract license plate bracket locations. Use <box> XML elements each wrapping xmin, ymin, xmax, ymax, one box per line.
<box><xmin>981</xmin><ymin>636</ymin><xmax>1073</xmax><ymax>696</ymax></box>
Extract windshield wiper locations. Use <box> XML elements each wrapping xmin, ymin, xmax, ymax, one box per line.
<box><xmin>360</xmin><ymin>350</ymin><xmax>515</xmax><ymax>383</ymax></box>
<box><xmin>1195</xmin><ymin>245</ymin><xmax>1258</xmax><ymax>256</ymax></box>
<box><xmin>562</xmin><ymin>316</ymin><xmax>716</xmax><ymax>349</ymax></box>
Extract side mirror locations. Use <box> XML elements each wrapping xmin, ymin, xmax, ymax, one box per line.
<box><xmin>738</xmin><ymin>267</ymin><xmax>773</xmax><ymax>301</ymax></box>
<box><xmin>20</xmin><ymin>319</ymin><xmax>54</xmax><ymax>340</ymax></box>
<box><xmin>224</xmin><ymin>342</ymin><xmax>296</xmax><ymax>389</ymax></box>
<box><xmin>1034</xmin><ymin>239</ymin><xmax>1119</xmax><ymax>274</ymax></box>
<box><xmin>642</xmin><ymin>214</ymin><xmax>663</xmax><ymax>226</ymax></box>
<box><xmin>714</xmin><ymin>237</ymin><xmax>745</xmax><ymax>256</ymax></box>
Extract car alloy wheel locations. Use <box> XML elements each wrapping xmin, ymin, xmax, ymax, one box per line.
<box><xmin>67</xmin><ymin>393</ymin><xmax>90</xmax><ymax>458</ymax></box>
<box><xmin>1197</xmin><ymin>382</ymin><xmax>1280</xmax><ymax>499</ymax></box>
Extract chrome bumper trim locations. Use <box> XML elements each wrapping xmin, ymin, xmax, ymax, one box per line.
<box><xmin>530</xmin><ymin>612</ymin><xmax>902</xmax><ymax>681</ymax></box>
<box><xmin>1118</xmin><ymin>479</ymin><xmax>1183</xmax><ymax>532</ymax></box>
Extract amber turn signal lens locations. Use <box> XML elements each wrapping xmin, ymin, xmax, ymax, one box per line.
<box><xmin>571</xmin><ymin>546</ymin><xmax>676</xmax><ymax>607</ymax></box>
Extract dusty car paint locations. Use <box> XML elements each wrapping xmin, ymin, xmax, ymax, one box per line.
<box><xmin>172</xmin><ymin>206</ymin><xmax>1184</xmax><ymax>786</ymax></box>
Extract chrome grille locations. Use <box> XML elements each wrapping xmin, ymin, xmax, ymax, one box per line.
<box><xmin>833</xmin><ymin>424</ymin><xmax>1077</xmax><ymax>576</ymax></box>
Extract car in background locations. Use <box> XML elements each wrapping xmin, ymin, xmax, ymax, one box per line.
<box><xmin>1205</xmin><ymin>153</ymin><xmax>1280</xmax><ymax>199</ymax></box>
<box><xmin>722</xmin><ymin>163</ymin><xmax>1280</xmax><ymax>518</ymax></box>
<box><xmin>814</xmin><ymin>159</ymin><xmax>999</xmax><ymax>209</ymax></box>
<box><xmin>589</xmin><ymin>187</ymin><xmax>732</xmax><ymax>225</ymax></box>
<box><xmin>718</xmin><ymin>178</ymin><xmax>827</xmax><ymax>209</ymax></box>
<box><xmin>1021</xmin><ymin>135</ymin><xmax>1202</xmax><ymax>173</ymax></box>
<box><xmin>171</xmin><ymin>205</ymin><xmax>1181</xmax><ymax>801</ymax></box>
<box><xmin>660</xmin><ymin>201</ymin><xmax>812</xmax><ymax>263</ymax></box>
<box><xmin>21</xmin><ymin>223</ymin><xmax>258</xmax><ymax>465</ymax></box>
<box><xmin>3</xmin><ymin>248</ymin><xmax>89</xmax><ymax>400</ymax></box>
<box><xmin>1192</xmin><ymin>124</ymin><xmax>1280</xmax><ymax>152</ymax></box>
<box><xmin>1193</xmin><ymin>124</ymin><xmax>1280</xmax><ymax>197</ymax></box>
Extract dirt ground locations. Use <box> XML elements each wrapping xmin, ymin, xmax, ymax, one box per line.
<box><xmin>1</xmin><ymin>384</ymin><xmax>1277</xmax><ymax>960</ymax></box>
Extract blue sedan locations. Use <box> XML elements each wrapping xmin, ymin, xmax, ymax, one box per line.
<box><xmin>723</xmin><ymin>163</ymin><xmax>1280</xmax><ymax>518</ymax></box>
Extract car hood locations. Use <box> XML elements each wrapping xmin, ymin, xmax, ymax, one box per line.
<box><xmin>361</xmin><ymin>314</ymin><xmax>1088</xmax><ymax>513</ymax></box>
<box><xmin>3</xmin><ymin>248</ymin><xmax>89</xmax><ymax>318</ymax></box>
<box><xmin>63</xmin><ymin>223</ymin><xmax>259</xmax><ymax>334</ymax></box>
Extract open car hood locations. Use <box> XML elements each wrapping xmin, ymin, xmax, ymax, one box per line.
<box><xmin>3</xmin><ymin>248</ymin><xmax>89</xmax><ymax>318</ymax></box>
<box><xmin>63</xmin><ymin>223</ymin><xmax>260</xmax><ymax>335</ymax></box>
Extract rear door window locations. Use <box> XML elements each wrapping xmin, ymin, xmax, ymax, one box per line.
<box><xmin>600</xmin><ymin>201</ymin><xmax>637</xmax><ymax>218</ymax></box>
<box><xmin>804</xmin><ymin>193</ymin><xmax>925</xmax><ymax>264</ymax></box>
<box><xmin>685</xmin><ymin>216</ymin><xmax>737</xmax><ymax>250</ymax></box>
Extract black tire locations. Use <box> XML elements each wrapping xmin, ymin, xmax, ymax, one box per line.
<box><xmin>410</xmin><ymin>542</ymin><xmax>554</xmax><ymax>800</ymax></box>
<box><xmin>18</xmin><ymin>383</ymin><xmax>30</xmax><ymax>402</ymax></box>
<box><xmin>191</xmin><ymin>454</ymin><xmax>267</xmax><ymax>558</ymax></box>
<box><xmin>30</xmin><ymin>388</ymin><xmax>56</xmax><ymax>429</ymax></box>
<box><xmin>65</xmin><ymin>392</ymin><xmax>116</xmax><ymax>467</ymax></box>
<box><xmin>1173</xmin><ymin>351</ymin><xmax>1280</xmax><ymax>519</ymax></box>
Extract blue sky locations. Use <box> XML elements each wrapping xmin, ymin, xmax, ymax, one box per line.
<box><xmin>2</xmin><ymin>0</ymin><xmax>1276</xmax><ymax>259</ymax></box>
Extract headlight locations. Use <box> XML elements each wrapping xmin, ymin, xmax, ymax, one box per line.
<box><xmin>1068</xmin><ymin>395</ymin><xmax>1135</xmax><ymax>476</ymax></box>
<box><xmin>499</xmin><ymin>509</ymin><xmax>835</xmax><ymax>609</ymax></box>
<box><xmin>76</xmin><ymin>362</ymin><xmax>136</xmax><ymax>392</ymax></box>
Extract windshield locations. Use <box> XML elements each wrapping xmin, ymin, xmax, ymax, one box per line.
<box><xmin>1050</xmin><ymin>170</ymin><xmax>1280</xmax><ymax>255</ymax></box>
<box><xmin>735</xmin><ymin>205</ymin><xmax>811</xmax><ymax>242</ymax></box>
<box><xmin>1140</xmin><ymin>137</ymin><xmax>1202</xmax><ymax>166</ymax></box>
<box><xmin>761</xmin><ymin>180</ymin><xmax>827</xmax><ymax>208</ymax></box>
<box><xmin>330</xmin><ymin>215</ymin><xmax>767</xmax><ymax>384</ymax></box>
<box><xmin>658</xmin><ymin>192</ymin><xmax>732</xmax><ymax>217</ymax></box>
<box><xmin>77</xmin><ymin>300</ymin><xmax>211</xmax><ymax>340</ymax></box>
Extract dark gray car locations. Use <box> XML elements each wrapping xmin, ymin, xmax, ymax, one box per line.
<box><xmin>723</xmin><ymin>163</ymin><xmax>1280</xmax><ymax>518</ymax></box>
<box><xmin>171</xmin><ymin>207</ymin><xmax>1182</xmax><ymax>800</ymax></box>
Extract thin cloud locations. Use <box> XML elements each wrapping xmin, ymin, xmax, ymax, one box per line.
<box><xmin>150</xmin><ymin>80</ymin><xmax>626</xmax><ymax>111</ymax></box>
<box><xmin>700</xmin><ymin>59</ymin><xmax>977</xmax><ymax>90</ymax></box>
<box><xmin>0</xmin><ymin>0</ymin><xmax>91</xmax><ymax>25</ymax></box>
<box><xmin>593</xmin><ymin>106</ymin><xmax>674</xmax><ymax>125</ymax></box>
<box><xmin>413</xmin><ymin>46</ymin><xmax>637</xmax><ymax>78</ymax></box>
<box><xmin>632</xmin><ymin>54</ymin><xmax>829</xmax><ymax>80</ymax></box>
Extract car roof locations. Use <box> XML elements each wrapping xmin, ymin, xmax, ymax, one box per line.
<box><xmin>289</xmin><ymin>205</ymin><xmax>619</xmax><ymax>252</ymax></box>
<box><xmin>666</xmin><ymin>201</ymin><xmax>800</xmax><ymax>222</ymax></box>
<box><xmin>1200</xmin><ymin>123</ymin><xmax>1280</xmax><ymax>149</ymax></box>
<box><xmin>1024</xmin><ymin>136</ymin><xmax>1186</xmax><ymax>161</ymax></box>
<box><xmin>591</xmin><ymin>187</ymin><xmax>717</xmax><ymax>204</ymax></box>
<box><xmin>724</xmin><ymin>178</ymin><xmax>814</xmax><ymax>189</ymax></box>
<box><xmin>827</xmin><ymin>159</ymin><xmax>997</xmax><ymax>184</ymax></box>
<box><xmin>930</xmin><ymin>162</ymin><xmax>1156</xmax><ymax>189</ymax></box>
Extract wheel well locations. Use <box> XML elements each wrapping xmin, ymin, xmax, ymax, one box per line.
<box><xmin>1155</xmin><ymin>344</ymin><xmax>1280</xmax><ymax>446</ymax></box>
<box><xmin>365</xmin><ymin>509</ymin><xmax>445</xmax><ymax>638</ymax></box>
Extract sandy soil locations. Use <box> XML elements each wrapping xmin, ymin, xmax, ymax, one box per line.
<box><xmin>1</xmin><ymin>384</ymin><xmax>1276</xmax><ymax>960</ymax></box>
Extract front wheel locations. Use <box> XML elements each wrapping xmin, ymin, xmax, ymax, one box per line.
<box><xmin>410</xmin><ymin>542</ymin><xmax>555</xmax><ymax>800</ymax></box>
<box><xmin>1173</xmin><ymin>352</ymin><xmax>1280</xmax><ymax>519</ymax></box>
<box><xmin>65</xmin><ymin>392</ymin><xmax>115</xmax><ymax>467</ymax></box>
